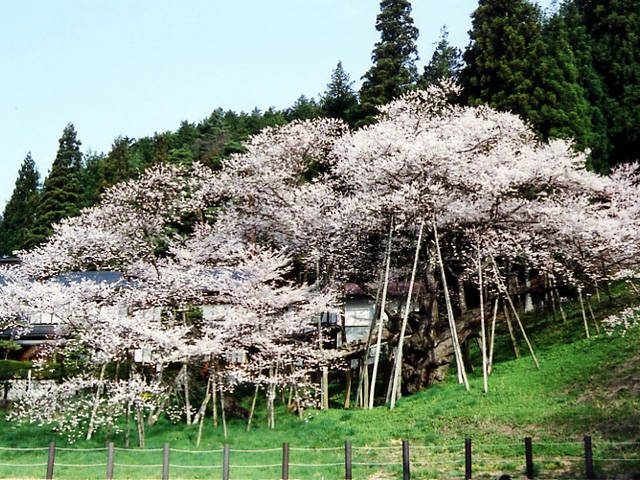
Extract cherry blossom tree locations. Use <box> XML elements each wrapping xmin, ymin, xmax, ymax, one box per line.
<box><xmin>3</xmin><ymin>81</ymin><xmax>638</xmax><ymax>437</ymax></box>
<box><xmin>2</xmin><ymin>161</ymin><xmax>335</xmax><ymax>441</ymax></box>
<box><xmin>213</xmin><ymin>81</ymin><xmax>639</xmax><ymax>398</ymax></box>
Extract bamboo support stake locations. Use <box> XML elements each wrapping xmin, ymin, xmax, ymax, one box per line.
<box><xmin>220</xmin><ymin>382</ymin><xmax>228</xmax><ymax>439</ymax></box>
<box><xmin>508</xmin><ymin>296</ymin><xmax>540</xmax><ymax>370</ymax></box>
<box><xmin>368</xmin><ymin>218</ymin><xmax>394</xmax><ymax>409</ymax></box>
<box><xmin>476</xmin><ymin>240</ymin><xmax>488</xmax><ymax>393</ymax></box>
<box><xmin>212</xmin><ymin>371</ymin><xmax>218</xmax><ymax>427</ymax></box>
<box><xmin>503</xmin><ymin>303</ymin><xmax>520</xmax><ymax>358</ymax></box>
<box><xmin>488</xmin><ymin>297</ymin><xmax>499</xmax><ymax>375</ymax></box>
<box><xmin>492</xmin><ymin>257</ymin><xmax>539</xmax><ymax>369</ymax></box>
<box><xmin>195</xmin><ymin>376</ymin><xmax>212</xmax><ymax>446</ymax></box>
<box><xmin>390</xmin><ymin>219</ymin><xmax>425</xmax><ymax>408</ymax></box>
<box><xmin>246</xmin><ymin>385</ymin><xmax>259</xmax><ymax>432</ymax></box>
<box><xmin>356</xmin><ymin>262</ymin><xmax>385</xmax><ymax>409</ymax></box>
<box><xmin>86</xmin><ymin>363</ymin><xmax>107</xmax><ymax>440</ymax></box>
<box><xmin>550</xmin><ymin>276</ymin><xmax>567</xmax><ymax>323</ymax></box>
<box><xmin>506</xmin><ymin>287</ymin><xmax>540</xmax><ymax>369</ymax></box>
<box><xmin>578</xmin><ymin>286</ymin><xmax>590</xmax><ymax>338</ymax></box>
<box><xmin>433</xmin><ymin>217</ymin><xmax>469</xmax><ymax>390</ymax></box>
<box><xmin>586</xmin><ymin>295</ymin><xmax>600</xmax><ymax>334</ymax></box>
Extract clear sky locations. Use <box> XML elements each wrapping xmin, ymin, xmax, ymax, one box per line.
<box><xmin>0</xmin><ymin>0</ymin><xmax>553</xmax><ymax>209</ymax></box>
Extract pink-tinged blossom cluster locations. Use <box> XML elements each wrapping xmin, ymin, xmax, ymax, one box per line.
<box><xmin>2</xmin><ymin>82</ymin><xmax>639</xmax><ymax>435</ymax></box>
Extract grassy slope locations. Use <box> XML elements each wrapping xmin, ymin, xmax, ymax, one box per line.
<box><xmin>0</xmin><ymin>285</ymin><xmax>638</xmax><ymax>478</ymax></box>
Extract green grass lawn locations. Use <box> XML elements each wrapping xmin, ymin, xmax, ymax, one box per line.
<box><xmin>0</xmin><ymin>286</ymin><xmax>639</xmax><ymax>478</ymax></box>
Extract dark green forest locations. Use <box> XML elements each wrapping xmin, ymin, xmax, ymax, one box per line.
<box><xmin>1</xmin><ymin>0</ymin><xmax>639</xmax><ymax>256</ymax></box>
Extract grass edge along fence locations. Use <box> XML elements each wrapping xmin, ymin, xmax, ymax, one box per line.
<box><xmin>2</xmin><ymin>435</ymin><xmax>638</xmax><ymax>479</ymax></box>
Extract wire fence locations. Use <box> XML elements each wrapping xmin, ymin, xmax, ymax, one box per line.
<box><xmin>0</xmin><ymin>436</ymin><xmax>638</xmax><ymax>479</ymax></box>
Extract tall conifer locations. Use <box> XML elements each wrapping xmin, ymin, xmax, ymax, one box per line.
<box><xmin>0</xmin><ymin>153</ymin><xmax>40</xmax><ymax>255</ymax></box>
<box><xmin>419</xmin><ymin>27</ymin><xmax>463</xmax><ymax>87</ymax></box>
<box><xmin>321</xmin><ymin>61</ymin><xmax>358</xmax><ymax>124</ymax></box>
<box><xmin>460</xmin><ymin>0</ymin><xmax>546</xmax><ymax>120</ymax></box>
<box><xmin>30</xmin><ymin>123</ymin><xmax>84</xmax><ymax>246</ymax></box>
<box><xmin>564</xmin><ymin>0</ymin><xmax>640</xmax><ymax>170</ymax></box>
<box><xmin>358</xmin><ymin>0</ymin><xmax>419</xmax><ymax>125</ymax></box>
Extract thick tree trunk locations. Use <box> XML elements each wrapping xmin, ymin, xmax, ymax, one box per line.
<box><xmin>399</xmin><ymin>306</ymin><xmax>481</xmax><ymax>394</ymax></box>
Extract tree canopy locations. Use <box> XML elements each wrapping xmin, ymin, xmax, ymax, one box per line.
<box><xmin>3</xmin><ymin>85</ymin><xmax>639</xmax><ymax>437</ymax></box>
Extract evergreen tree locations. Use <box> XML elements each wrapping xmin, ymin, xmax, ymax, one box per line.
<box><xmin>460</xmin><ymin>0</ymin><xmax>547</xmax><ymax>120</ymax></box>
<box><xmin>284</xmin><ymin>95</ymin><xmax>322</xmax><ymax>122</ymax></box>
<box><xmin>104</xmin><ymin>136</ymin><xmax>134</xmax><ymax>186</ymax></box>
<box><xmin>0</xmin><ymin>153</ymin><xmax>40</xmax><ymax>255</ymax></box>
<box><xmin>564</xmin><ymin>0</ymin><xmax>640</xmax><ymax>170</ymax></box>
<box><xmin>419</xmin><ymin>26</ymin><xmax>463</xmax><ymax>87</ymax></box>
<box><xmin>321</xmin><ymin>61</ymin><xmax>358</xmax><ymax>124</ymax></box>
<box><xmin>533</xmin><ymin>11</ymin><xmax>592</xmax><ymax>150</ymax></box>
<box><xmin>82</xmin><ymin>152</ymin><xmax>107</xmax><ymax>206</ymax></box>
<box><xmin>357</xmin><ymin>0</ymin><xmax>419</xmax><ymax>125</ymax></box>
<box><xmin>460</xmin><ymin>0</ymin><xmax>593</xmax><ymax>159</ymax></box>
<box><xmin>30</xmin><ymin>123</ymin><xmax>84</xmax><ymax>246</ymax></box>
<box><xmin>561</xmin><ymin>1</ymin><xmax>609</xmax><ymax>171</ymax></box>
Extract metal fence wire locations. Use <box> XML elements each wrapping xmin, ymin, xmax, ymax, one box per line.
<box><xmin>0</xmin><ymin>436</ymin><xmax>637</xmax><ymax>479</ymax></box>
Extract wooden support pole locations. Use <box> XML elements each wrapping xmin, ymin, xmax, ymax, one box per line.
<box><xmin>106</xmin><ymin>442</ymin><xmax>115</xmax><ymax>480</ymax></box>
<box><xmin>433</xmin><ymin>217</ymin><xmax>469</xmax><ymax>390</ymax></box>
<box><xmin>369</xmin><ymin>217</ymin><xmax>394</xmax><ymax>409</ymax></box>
<box><xmin>477</xmin><ymin>240</ymin><xmax>488</xmax><ymax>393</ymax></box>
<box><xmin>488</xmin><ymin>298</ymin><xmax>499</xmax><ymax>375</ymax></box>
<box><xmin>223</xmin><ymin>444</ymin><xmax>230</xmax><ymax>480</ymax></box>
<box><xmin>492</xmin><ymin>257</ymin><xmax>539</xmax><ymax>369</ymax></box>
<box><xmin>321</xmin><ymin>365</ymin><xmax>329</xmax><ymax>410</ymax></box>
<box><xmin>402</xmin><ymin>440</ymin><xmax>411</xmax><ymax>480</ymax></box>
<box><xmin>46</xmin><ymin>442</ymin><xmax>55</xmax><ymax>480</ymax></box>
<box><xmin>391</xmin><ymin>219</ymin><xmax>424</xmax><ymax>408</ymax></box>
<box><xmin>281</xmin><ymin>442</ymin><xmax>290</xmax><ymax>480</ymax></box>
<box><xmin>345</xmin><ymin>441</ymin><xmax>352</xmax><ymax>480</ymax></box>
<box><xmin>584</xmin><ymin>435</ymin><xmax>595</xmax><ymax>479</ymax></box>
<box><xmin>162</xmin><ymin>443</ymin><xmax>170</xmax><ymax>480</ymax></box>
<box><xmin>525</xmin><ymin>437</ymin><xmax>534</xmax><ymax>479</ymax></box>
<box><xmin>465</xmin><ymin>438</ymin><xmax>472</xmax><ymax>480</ymax></box>
<box><xmin>578</xmin><ymin>287</ymin><xmax>591</xmax><ymax>339</ymax></box>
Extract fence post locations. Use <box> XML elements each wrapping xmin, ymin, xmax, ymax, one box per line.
<box><xmin>524</xmin><ymin>437</ymin><xmax>534</xmax><ymax>479</ymax></box>
<box><xmin>223</xmin><ymin>444</ymin><xmax>230</xmax><ymax>480</ymax></box>
<box><xmin>465</xmin><ymin>438</ymin><xmax>472</xmax><ymax>480</ymax></box>
<box><xmin>402</xmin><ymin>440</ymin><xmax>410</xmax><ymax>480</ymax></box>
<box><xmin>162</xmin><ymin>443</ymin><xmax>170</xmax><ymax>480</ymax></box>
<box><xmin>106</xmin><ymin>442</ymin><xmax>115</xmax><ymax>480</ymax></box>
<box><xmin>345</xmin><ymin>441</ymin><xmax>352</xmax><ymax>480</ymax></box>
<box><xmin>46</xmin><ymin>441</ymin><xmax>55</xmax><ymax>480</ymax></box>
<box><xmin>282</xmin><ymin>442</ymin><xmax>290</xmax><ymax>480</ymax></box>
<box><xmin>584</xmin><ymin>435</ymin><xmax>595</xmax><ymax>479</ymax></box>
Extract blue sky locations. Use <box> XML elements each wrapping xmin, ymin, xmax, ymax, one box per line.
<box><xmin>0</xmin><ymin>0</ymin><xmax>553</xmax><ymax>208</ymax></box>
